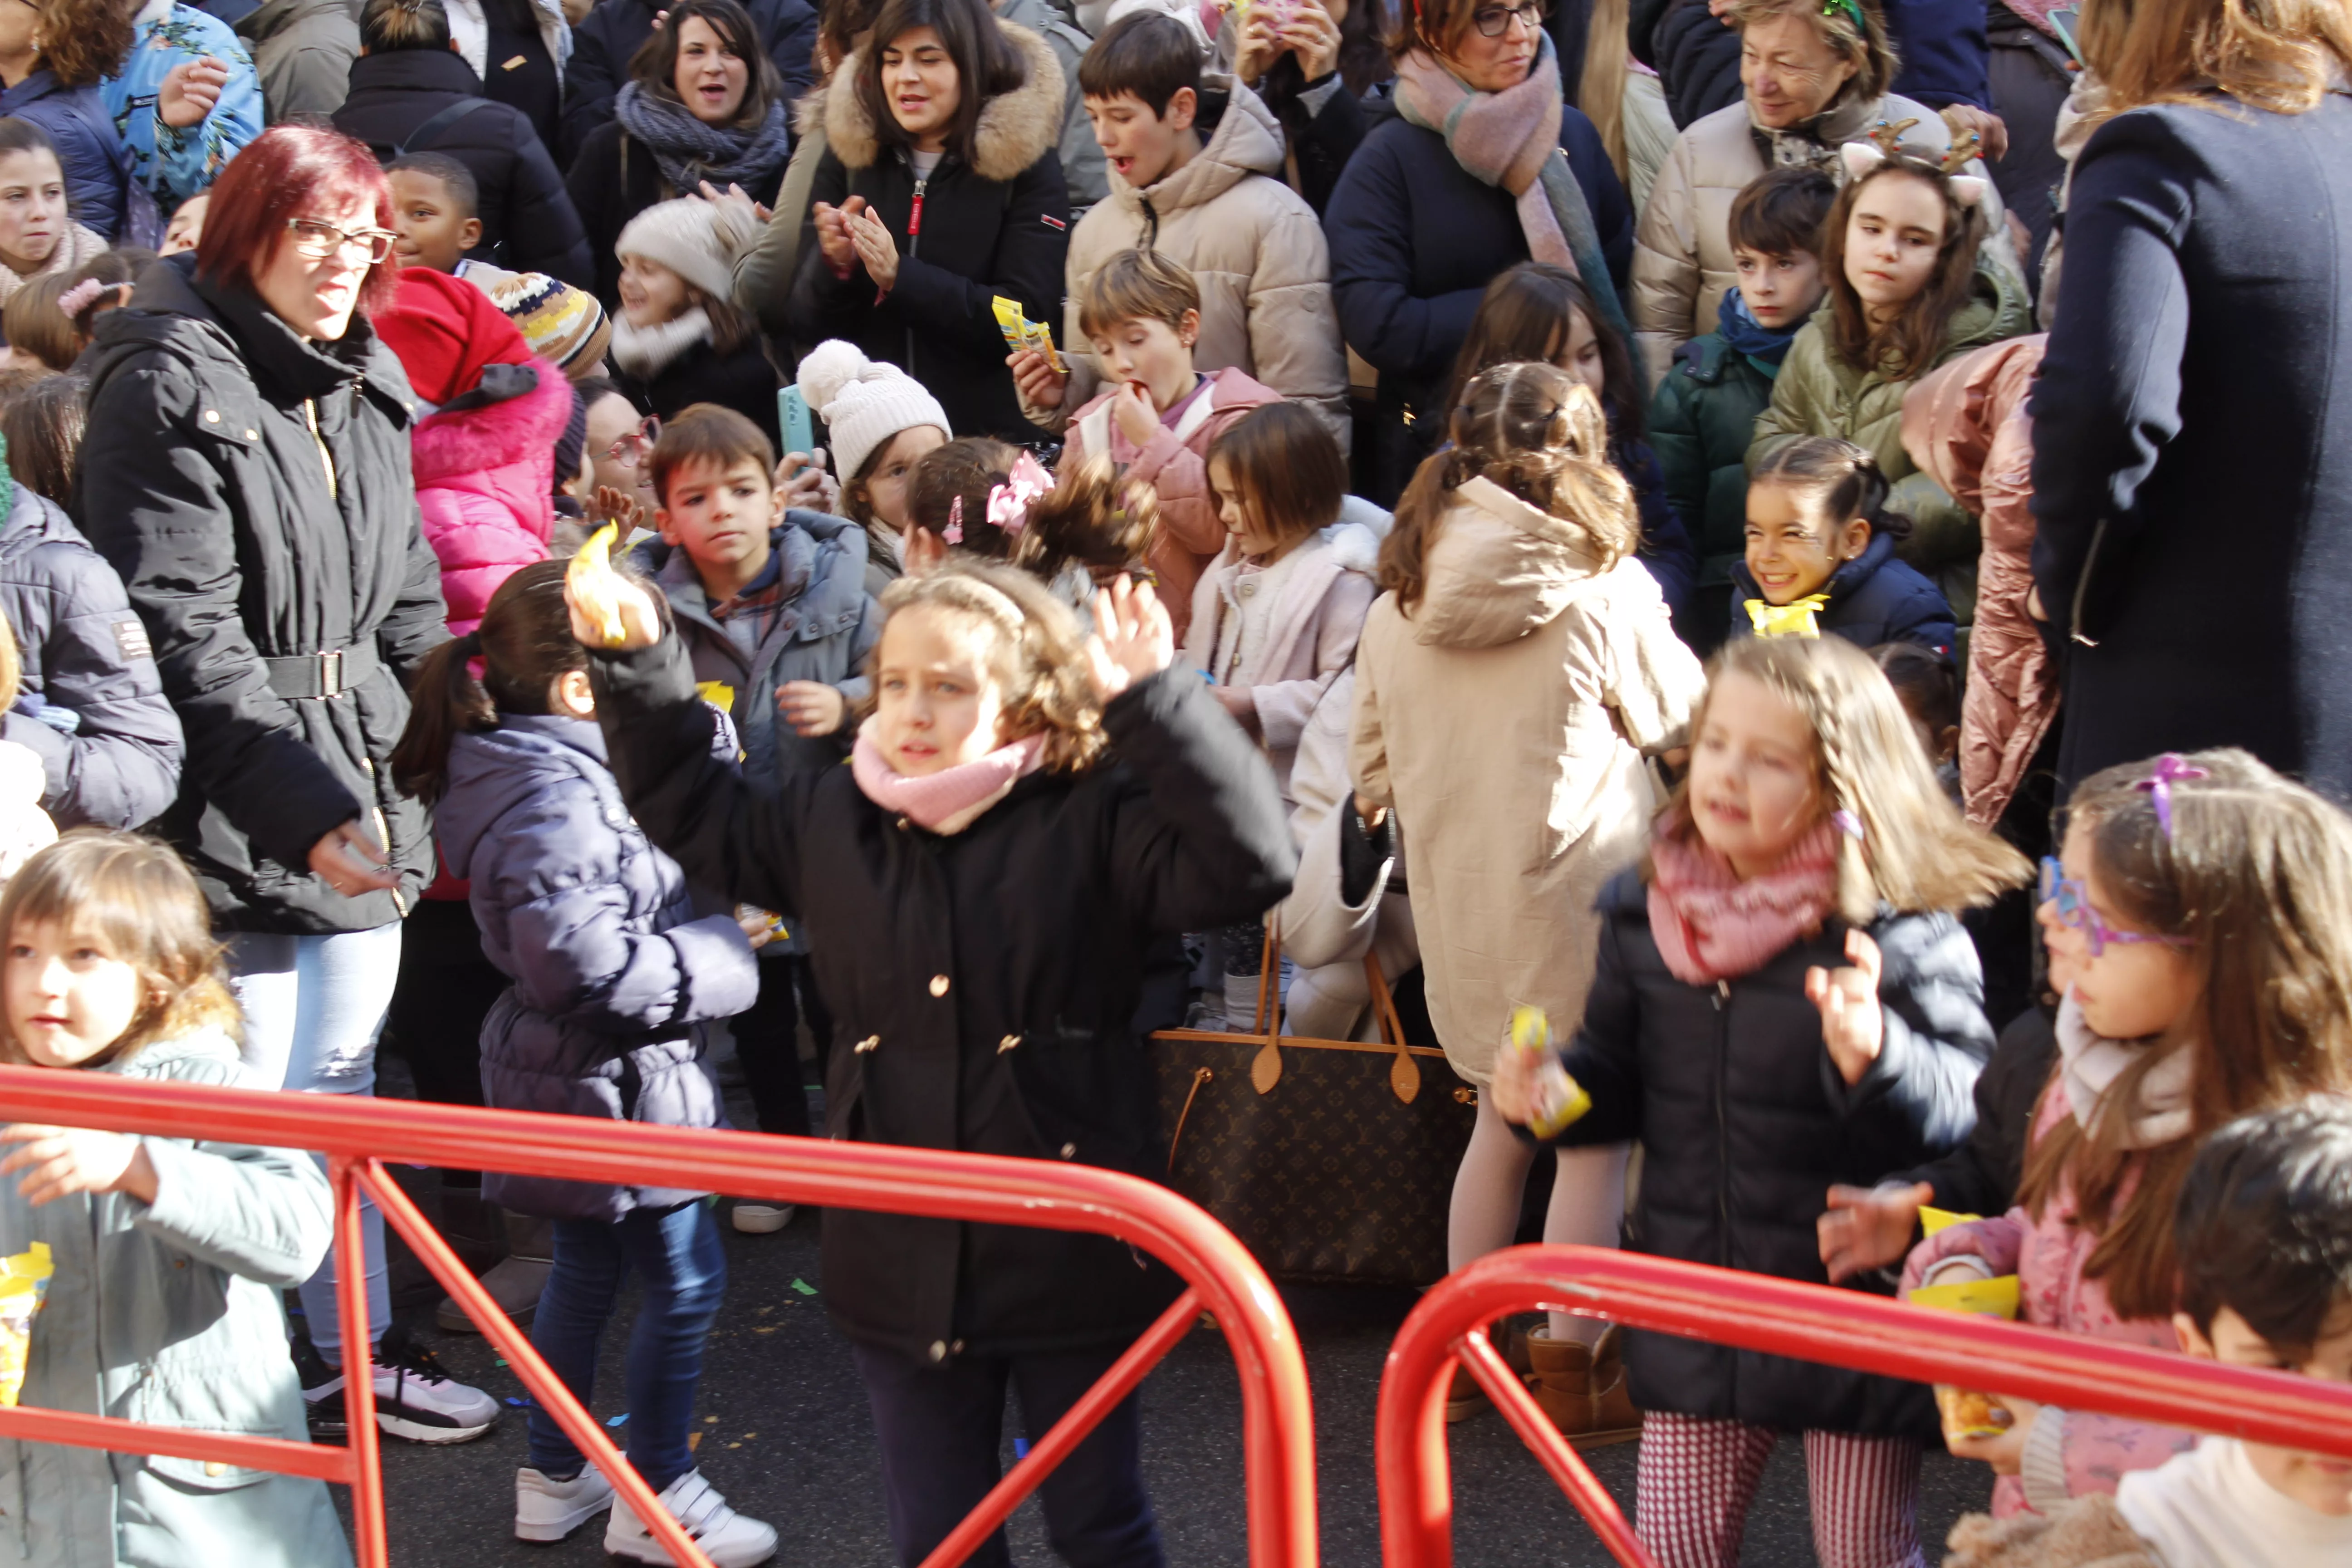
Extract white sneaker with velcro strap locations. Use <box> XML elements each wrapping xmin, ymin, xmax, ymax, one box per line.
<box><xmin>603</xmin><ymin>1469</ymin><xmax>778</xmax><ymax>1566</ymax></box>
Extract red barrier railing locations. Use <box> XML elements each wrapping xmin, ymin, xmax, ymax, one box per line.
<box><xmin>1378</xmin><ymin>1244</ymin><xmax>2352</xmax><ymax>1568</ymax></box>
<box><xmin>0</xmin><ymin>1063</ymin><xmax>1317</xmax><ymax>1568</ymax></box>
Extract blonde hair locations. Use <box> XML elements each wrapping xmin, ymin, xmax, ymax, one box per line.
<box><xmin>870</xmin><ymin>560</ymin><xmax>1108</xmax><ymax>772</ymax></box>
<box><xmin>1581</xmin><ymin>0</ymin><xmax>1632</xmax><ymax>181</ymax></box>
<box><xmin>1726</xmin><ymin>0</ymin><xmax>1899</xmax><ymax>107</ymax></box>
<box><xmin>1380</xmin><ymin>363</ymin><xmax>1636</xmax><ymax>616</ymax></box>
<box><xmin>0</xmin><ymin>832</ymin><xmax>243</xmax><ymax>1069</ymax></box>
<box><xmin>2080</xmin><ymin>0</ymin><xmax>2350</xmax><ymax>114</ymax></box>
<box><xmin>1654</xmin><ymin>636</ymin><xmax>2029</xmax><ymax>926</ymax></box>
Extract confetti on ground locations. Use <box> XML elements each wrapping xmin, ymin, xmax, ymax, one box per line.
<box><xmin>607</xmin><ymin>1414</ymin><xmax>629</xmax><ymax>1428</ymax></box>
<box><xmin>688</xmin><ymin>1433</ymin><xmax>702</xmax><ymax>1452</ymax></box>
<box><xmin>755</xmin><ymin>1305</ymin><xmax>771</xmax><ymax>1314</ymax></box>
<box><xmin>705</xmin><ymin>1416</ymin><xmax>720</xmax><ymax>1424</ymax></box>
<box><xmin>753</xmin><ymin>1326</ymin><xmax>777</xmax><ymax>1334</ymax></box>
<box><xmin>728</xmin><ymin>1442</ymin><xmax>742</xmax><ymax>1450</ymax></box>
<box><xmin>1013</xmin><ymin>1439</ymin><xmax>1030</xmax><ymax>1459</ymax></box>
<box><xmin>495</xmin><ymin>1359</ymin><xmax>507</xmax><ymax>1367</ymax></box>
<box><xmin>790</xmin><ymin>1279</ymin><xmax>817</xmax><ymax>1296</ymax></box>
<box><xmin>742</xmin><ymin>1433</ymin><xmax>756</xmax><ymax>1441</ymax></box>
<box><xmin>505</xmin><ymin>1396</ymin><xmax>535</xmax><ymax>1409</ymax></box>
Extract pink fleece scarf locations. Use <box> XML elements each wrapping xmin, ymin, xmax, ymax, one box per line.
<box><xmin>850</xmin><ymin>720</ymin><xmax>1046</xmax><ymax>835</ymax></box>
<box><xmin>1647</xmin><ymin>818</ymin><xmax>1839</xmax><ymax>985</ymax></box>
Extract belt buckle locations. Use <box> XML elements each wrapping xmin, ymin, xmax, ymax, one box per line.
<box><xmin>320</xmin><ymin>649</ymin><xmax>344</xmax><ymax>696</ymax></box>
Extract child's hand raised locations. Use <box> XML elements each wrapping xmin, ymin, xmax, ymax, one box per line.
<box><xmin>777</xmin><ymin>680</ymin><xmax>846</xmax><ymax>737</ymax></box>
<box><xmin>0</xmin><ymin>1124</ymin><xmax>158</xmax><ymax>1207</ymax></box>
<box><xmin>777</xmin><ymin>450</ymin><xmax>838</xmax><ymax>514</ymax></box>
<box><xmin>1817</xmin><ymin>1179</ymin><xmax>1934</xmax><ymax>1283</ymax></box>
<box><xmin>1084</xmin><ymin>575</ymin><xmax>1173</xmax><ymax>700</ymax></box>
<box><xmin>1806</xmin><ymin>928</ymin><xmax>1885</xmax><ymax>1085</ymax></box>
<box><xmin>564</xmin><ymin>564</ymin><xmax>663</xmax><ymax>651</ymax></box>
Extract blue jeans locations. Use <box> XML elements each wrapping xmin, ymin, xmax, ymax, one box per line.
<box><xmin>230</xmin><ymin>925</ymin><xmax>403</xmax><ymax>1354</ymax></box>
<box><xmin>851</xmin><ymin>1341</ymin><xmax>1165</xmax><ymax>1568</ymax></box>
<box><xmin>527</xmin><ymin>1200</ymin><xmax>727</xmax><ymax>1493</ymax></box>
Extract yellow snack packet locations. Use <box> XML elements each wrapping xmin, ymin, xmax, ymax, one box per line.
<box><xmin>992</xmin><ymin>296</ymin><xmax>1065</xmax><ymax>374</ymax></box>
<box><xmin>1510</xmin><ymin>1004</ymin><xmax>1592</xmax><ymax>1140</ymax></box>
<box><xmin>1910</xmin><ymin>1272</ymin><xmax>2021</xmax><ymax>1441</ymax></box>
<box><xmin>568</xmin><ymin>521</ymin><xmax>629</xmax><ymax>648</ymax></box>
<box><xmin>0</xmin><ymin>1242</ymin><xmax>55</xmax><ymax>1407</ymax></box>
<box><xmin>1919</xmin><ymin>1205</ymin><xmax>1981</xmax><ymax>1235</ymax></box>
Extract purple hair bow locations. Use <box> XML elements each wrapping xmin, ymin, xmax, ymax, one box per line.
<box><xmin>2136</xmin><ymin>754</ymin><xmax>2209</xmax><ymax>839</ymax></box>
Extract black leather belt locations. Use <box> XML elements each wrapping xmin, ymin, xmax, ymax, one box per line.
<box><xmin>262</xmin><ymin>643</ymin><xmax>379</xmax><ymax>699</ymax></box>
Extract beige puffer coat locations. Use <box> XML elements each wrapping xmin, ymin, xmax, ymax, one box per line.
<box><xmin>1630</xmin><ymin>90</ymin><xmax>2004</xmax><ymax>384</ymax></box>
<box><xmin>1044</xmin><ymin>78</ymin><xmax>1349</xmax><ymax>450</ymax></box>
<box><xmin>1349</xmin><ymin>476</ymin><xmax>1705</xmax><ymax>1085</ymax></box>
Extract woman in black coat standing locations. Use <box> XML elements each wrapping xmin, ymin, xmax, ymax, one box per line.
<box><xmin>75</xmin><ymin>124</ymin><xmax>500</xmax><ymax>1442</ymax></box>
<box><xmin>784</xmin><ymin>0</ymin><xmax>1067</xmax><ymax>443</ymax></box>
<box><xmin>2028</xmin><ymin>0</ymin><xmax>2352</xmax><ymax>800</ymax></box>
<box><xmin>568</xmin><ymin>559</ymin><xmax>1294</xmax><ymax>1568</ymax></box>
<box><xmin>1321</xmin><ymin>0</ymin><xmax>1633</xmax><ymax>503</ymax></box>
<box><xmin>567</xmin><ymin>0</ymin><xmax>793</xmax><ymax>310</ymax></box>
<box><xmin>332</xmin><ymin>0</ymin><xmax>592</xmax><ymax>287</ymax></box>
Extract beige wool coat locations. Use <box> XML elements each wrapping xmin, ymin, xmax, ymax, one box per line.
<box><xmin>1629</xmin><ymin>90</ymin><xmax>2000</xmax><ymax>384</ymax></box>
<box><xmin>1350</xmin><ymin>476</ymin><xmax>1706</xmax><ymax>1085</ymax></box>
<box><xmin>1041</xmin><ymin>78</ymin><xmax>1348</xmax><ymax>449</ymax></box>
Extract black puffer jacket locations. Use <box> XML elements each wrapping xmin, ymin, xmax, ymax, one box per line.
<box><xmin>1652</xmin><ymin>0</ymin><xmax>1740</xmax><ymax>130</ymax></box>
<box><xmin>590</xmin><ymin>637</ymin><xmax>1294</xmax><ymax>1364</ymax></box>
<box><xmin>332</xmin><ymin>49</ymin><xmax>593</xmax><ymax>289</ymax></box>
<box><xmin>1549</xmin><ymin>869</ymin><xmax>1995</xmax><ymax>1437</ymax></box>
<box><xmin>784</xmin><ymin>22</ymin><xmax>1070</xmax><ymax>443</ymax></box>
<box><xmin>76</xmin><ymin>255</ymin><xmax>449</xmax><ymax>933</ymax></box>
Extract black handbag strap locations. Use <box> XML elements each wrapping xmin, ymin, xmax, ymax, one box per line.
<box><xmin>394</xmin><ymin>96</ymin><xmax>493</xmax><ymax>157</ymax></box>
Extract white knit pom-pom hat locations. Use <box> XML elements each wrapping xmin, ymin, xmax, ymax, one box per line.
<box><xmin>614</xmin><ymin>199</ymin><xmax>739</xmax><ymax>306</ymax></box>
<box><xmin>795</xmin><ymin>340</ymin><xmax>953</xmax><ymax>483</ymax></box>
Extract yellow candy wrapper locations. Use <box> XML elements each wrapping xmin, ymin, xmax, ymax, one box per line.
<box><xmin>1910</xmin><ymin>1272</ymin><xmax>2021</xmax><ymax>1441</ymax></box>
<box><xmin>0</xmin><ymin>1242</ymin><xmax>55</xmax><ymax>1407</ymax></box>
<box><xmin>1919</xmin><ymin>1205</ymin><xmax>1982</xmax><ymax>1235</ymax></box>
<box><xmin>992</xmin><ymin>296</ymin><xmax>1065</xmax><ymax>374</ymax></box>
<box><xmin>1509</xmin><ymin>1004</ymin><xmax>1591</xmax><ymax>1140</ymax></box>
<box><xmin>568</xmin><ymin>521</ymin><xmax>629</xmax><ymax>648</ymax></box>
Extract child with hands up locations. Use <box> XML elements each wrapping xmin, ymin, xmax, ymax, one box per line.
<box><xmin>0</xmin><ymin>833</ymin><xmax>351</xmax><ymax>1568</ymax></box>
<box><xmin>563</xmin><ymin>553</ymin><xmax>1293</xmax><ymax>1568</ymax></box>
<box><xmin>1492</xmin><ymin>633</ymin><xmax>2027</xmax><ymax>1568</ymax></box>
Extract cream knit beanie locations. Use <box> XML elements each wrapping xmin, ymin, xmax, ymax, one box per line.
<box><xmin>795</xmin><ymin>340</ymin><xmax>953</xmax><ymax>483</ymax></box>
<box><xmin>613</xmin><ymin>198</ymin><xmax>740</xmax><ymax>305</ymax></box>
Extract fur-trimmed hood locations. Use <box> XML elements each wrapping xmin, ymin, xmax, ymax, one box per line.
<box><xmin>824</xmin><ymin>21</ymin><xmax>1064</xmax><ymax>181</ymax></box>
<box><xmin>410</xmin><ymin>359</ymin><xmax>573</xmax><ymax>485</ymax></box>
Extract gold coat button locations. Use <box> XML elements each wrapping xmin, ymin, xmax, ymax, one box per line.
<box><xmin>854</xmin><ymin>1034</ymin><xmax>880</xmax><ymax>1054</ymax></box>
<box><xmin>998</xmin><ymin>1034</ymin><xmax>1020</xmax><ymax>1053</ymax></box>
<box><xmin>928</xmin><ymin>975</ymin><xmax>950</xmax><ymax>997</ymax></box>
<box><xmin>929</xmin><ymin>1340</ymin><xmax>948</xmax><ymax>1362</ymax></box>
<box><xmin>1059</xmin><ymin>1143</ymin><xmax>1077</xmax><ymax>1159</ymax></box>
<box><xmin>205</xmin><ymin>1461</ymin><xmax>229</xmax><ymax>1477</ymax></box>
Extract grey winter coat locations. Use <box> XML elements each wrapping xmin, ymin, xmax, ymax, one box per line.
<box><xmin>634</xmin><ymin>511</ymin><xmax>879</xmax><ymax>794</ymax></box>
<box><xmin>0</xmin><ymin>1030</ymin><xmax>348</xmax><ymax>1568</ymax></box>
<box><xmin>234</xmin><ymin>0</ymin><xmax>360</xmax><ymax>122</ymax></box>
<box><xmin>0</xmin><ymin>481</ymin><xmax>184</xmax><ymax>829</ymax></box>
<box><xmin>437</xmin><ymin>713</ymin><xmax>759</xmax><ymax>1223</ymax></box>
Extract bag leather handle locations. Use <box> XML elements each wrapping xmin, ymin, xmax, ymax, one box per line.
<box><xmin>1247</xmin><ymin>922</ymin><xmax>1419</xmax><ymax>1105</ymax></box>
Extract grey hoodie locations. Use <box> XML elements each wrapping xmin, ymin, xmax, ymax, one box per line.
<box><xmin>235</xmin><ymin>0</ymin><xmax>359</xmax><ymax>122</ymax></box>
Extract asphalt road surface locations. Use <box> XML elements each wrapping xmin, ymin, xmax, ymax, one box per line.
<box><xmin>352</xmin><ymin>1068</ymin><xmax>1992</xmax><ymax>1566</ymax></box>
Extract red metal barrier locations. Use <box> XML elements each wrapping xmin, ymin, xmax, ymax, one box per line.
<box><xmin>0</xmin><ymin>1063</ymin><xmax>1317</xmax><ymax>1568</ymax></box>
<box><xmin>1378</xmin><ymin>1244</ymin><xmax>2352</xmax><ymax>1568</ymax></box>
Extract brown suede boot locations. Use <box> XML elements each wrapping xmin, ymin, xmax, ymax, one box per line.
<box><xmin>1524</xmin><ymin>1326</ymin><xmax>1645</xmax><ymax>1448</ymax></box>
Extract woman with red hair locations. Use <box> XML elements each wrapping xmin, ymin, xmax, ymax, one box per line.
<box><xmin>75</xmin><ymin>122</ymin><xmax>500</xmax><ymax>1448</ymax></box>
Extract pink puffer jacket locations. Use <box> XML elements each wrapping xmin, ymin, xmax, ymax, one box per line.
<box><xmin>1901</xmin><ymin>1083</ymin><xmax>2192</xmax><ymax>1518</ymax></box>
<box><xmin>1901</xmin><ymin>336</ymin><xmax>2055</xmax><ymax>829</ymax></box>
<box><xmin>411</xmin><ymin>359</ymin><xmax>571</xmax><ymax>635</ymax></box>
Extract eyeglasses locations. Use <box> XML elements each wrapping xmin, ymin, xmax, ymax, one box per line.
<box><xmin>2038</xmin><ymin>858</ymin><xmax>2194</xmax><ymax>959</ymax></box>
<box><xmin>603</xmin><ymin>416</ymin><xmax>661</xmax><ymax>467</ymax></box>
<box><xmin>284</xmin><ymin>218</ymin><xmax>398</xmax><ymax>265</ymax></box>
<box><xmin>1470</xmin><ymin>0</ymin><xmax>1545</xmax><ymax>36</ymax></box>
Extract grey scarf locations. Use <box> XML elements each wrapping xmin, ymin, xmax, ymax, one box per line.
<box><xmin>614</xmin><ymin>81</ymin><xmax>793</xmax><ymax>196</ymax></box>
<box><xmin>1746</xmin><ymin>87</ymin><xmax>1887</xmax><ymax>175</ymax></box>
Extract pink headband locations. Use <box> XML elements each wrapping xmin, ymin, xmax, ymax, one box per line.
<box><xmin>57</xmin><ymin>279</ymin><xmax>108</xmax><ymax>318</ymax></box>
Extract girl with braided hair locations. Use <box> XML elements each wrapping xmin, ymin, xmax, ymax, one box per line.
<box><xmin>1490</xmin><ymin>631</ymin><xmax>2026</xmax><ymax>1568</ymax></box>
<box><xmin>1352</xmin><ymin>360</ymin><xmax>1705</xmax><ymax>1438</ymax></box>
<box><xmin>1749</xmin><ymin>126</ymin><xmax>2034</xmax><ymax>608</ymax></box>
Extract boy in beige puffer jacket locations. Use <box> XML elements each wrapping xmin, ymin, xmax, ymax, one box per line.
<box><xmin>1008</xmin><ymin>9</ymin><xmax>1348</xmax><ymax>449</ymax></box>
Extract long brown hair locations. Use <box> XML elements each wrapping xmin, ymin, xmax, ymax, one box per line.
<box><xmin>1443</xmin><ymin>262</ymin><xmax>1646</xmax><ymax>445</ymax></box>
<box><xmin>1651</xmin><ymin>636</ymin><xmax>2029</xmax><ymax>924</ymax></box>
<box><xmin>1380</xmin><ymin>363</ymin><xmax>1635</xmax><ymax>617</ymax></box>
<box><xmin>1016</xmin><ymin>450</ymin><xmax>1156</xmax><ymax>586</ymax></box>
<box><xmin>1205</xmin><ymin>402</ymin><xmax>1345</xmax><ymax>555</ymax></box>
<box><xmin>0</xmin><ymin>832</ymin><xmax>243</xmax><ymax>1068</ymax></box>
<box><xmin>2016</xmin><ymin>749</ymin><xmax>2352</xmax><ymax>1321</ymax></box>
<box><xmin>1819</xmin><ymin>159</ymin><xmax>1986</xmax><ymax>380</ymax></box>
<box><xmin>390</xmin><ymin>560</ymin><xmax>597</xmax><ymax>806</ymax></box>
<box><xmin>868</xmin><ymin>560</ymin><xmax>1107</xmax><ymax>772</ymax></box>
<box><xmin>2080</xmin><ymin>0</ymin><xmax>2349</xmax><ymax>115</ymax></box>
<box><xmin>855</xmin><ymin>0</ymin><xmax>1027</xmax><ymax>165</ymax></box>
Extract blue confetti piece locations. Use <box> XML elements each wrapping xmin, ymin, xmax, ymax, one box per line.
<box><xmin>505</xmin><ymin>1396</ymin><xmax>534</xmax><ymax>1409</ymax></box>
<box><xmin>1013</xmin><ymin>1439</ymin><xmax>1029</xmax><ymax>1459</ymax></box>
<box><xmin>608</xmin><ymin>1413</ymin><xmax>629</xmax><ymax>1427</ymax></box>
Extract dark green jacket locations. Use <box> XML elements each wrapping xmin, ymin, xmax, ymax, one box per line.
<box><xmin>1649</xmin><ymin>331</ymin><xmax>1778</xmax><ymax>594</ymax></box>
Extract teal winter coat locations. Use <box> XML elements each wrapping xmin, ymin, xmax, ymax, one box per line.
<box><xmin>0</xmin><ymin>1030</ymin><xmax>348</xmax><ymax>1568</ymax></box>
<box><xmin>1649</xmin><ymin>328</ymin><xmax>1779</xmax><ymax>638</ymax></box>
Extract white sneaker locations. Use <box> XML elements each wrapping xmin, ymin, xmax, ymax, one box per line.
<box><xmin>514</xmin><ymin>1464</ymin><xmax>613</xmax><ymax>1541</ymax></box>
<box><xmin>730</xmin><ymin>1202</ymin><xmax>795</xmax><ymax>1235</ymax></box>
<box><xmin>604</xmin><ymin>1469</ymin><xmax>778</xmax><ymax>1566</ymax></box>
<box><xmin>297</xmin><ymin>1325</ymin><xmax>501</xmax><ymax>1444</ymax></box>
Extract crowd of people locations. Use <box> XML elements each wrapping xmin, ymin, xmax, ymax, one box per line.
<box><xmin>0</xmin><ymin>0</ymin><xmax>2343</xmax><ymax>1561</ymax></box>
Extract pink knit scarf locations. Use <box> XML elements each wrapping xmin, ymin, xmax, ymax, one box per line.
<box><xmin>850</xmin><ymin>721</ymin><xmax>1046</xmax><ymax>834</ymax></box>
<box><xmin>1391</xmin><ymin>45</ymin><xmax>1575</xmax><ymax>270</ymax></box>
<box><xmin>1647</xmin><ymin>819</ymin><xmax>1840</xmax><ymax>985</ymax></box>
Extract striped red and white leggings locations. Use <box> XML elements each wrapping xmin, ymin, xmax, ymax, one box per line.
<box><xmin>1635</xmin><ymin>1412</ymin><xmax>1927</xmax><ymax>1568</ymax></box>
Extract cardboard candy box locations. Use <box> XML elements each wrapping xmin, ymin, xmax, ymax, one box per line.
<box><xmin>1909</xmin><ymin>1207</ymin><xmax>2023</xmax><ymax>1442</ymax></box>
<box><xmin>0</xmin><ymin>1242</ymin><xmax>54</xmax><ymax>1407</ymax></box>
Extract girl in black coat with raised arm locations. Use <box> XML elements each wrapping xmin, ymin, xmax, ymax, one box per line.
<box><xmin>567</xmin><ymin>557</ymin><xmax>1294</xmax><ymax>1568</ymax></box>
